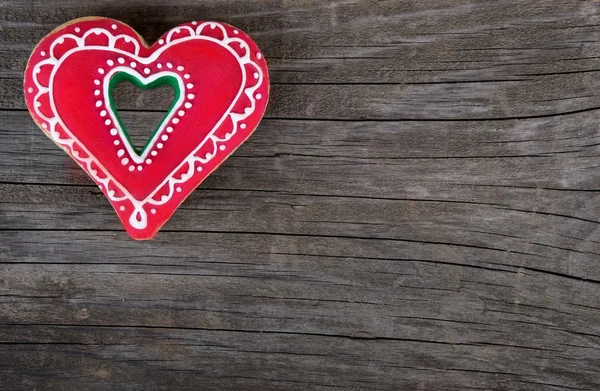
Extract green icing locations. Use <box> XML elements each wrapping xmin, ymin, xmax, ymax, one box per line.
<box><xmin>108</xmin><ymin>72</ymin><xmax>180</xmax><ymax>156</ymax></box>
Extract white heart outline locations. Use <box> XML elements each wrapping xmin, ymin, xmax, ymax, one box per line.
<box><xmin>28</xmin><ymin>21</ymin><xmax>265</xmax><ymax>231</ymax></box>
<box><xmin>102</xmin><ymin>67</ymin><xmax>185</xmax><ymax>165</ymax></box>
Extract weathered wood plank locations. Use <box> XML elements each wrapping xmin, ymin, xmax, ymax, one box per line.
<box><xmin>3</xmin><ymin>0</ymin><xmax>600</xmax><ymax>390</ymax></box>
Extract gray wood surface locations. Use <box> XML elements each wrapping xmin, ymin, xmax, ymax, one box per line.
<box><xmin>2</xmin><ymin>1</ymin><xmax>600</xmax><ymax>390</ymax></box>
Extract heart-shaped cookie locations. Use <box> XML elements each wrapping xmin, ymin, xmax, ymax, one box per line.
<box><xmin>24</xmin><ymin>17</ymin><xmax>269</xmax><ymax>239</ymax></box>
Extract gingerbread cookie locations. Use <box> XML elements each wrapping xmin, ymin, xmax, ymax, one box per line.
<box><xmin>24</xmin><ymin>17</ymin><xmax>269</xmax><ymax>239</ymax></box>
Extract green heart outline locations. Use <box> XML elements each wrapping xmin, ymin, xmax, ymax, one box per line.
<box><xmin>108</xmin><ymin>71</ymin><xmax>181</xmax><ymax>156</ymax></box>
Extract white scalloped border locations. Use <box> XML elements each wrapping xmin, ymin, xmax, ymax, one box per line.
<box><xmin>28</xmin><ymin>22</ymin><xmax>265</xmax><ymax>230</ymax></box>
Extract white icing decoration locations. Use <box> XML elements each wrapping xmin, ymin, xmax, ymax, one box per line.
<box><xmin>32</xmin><ymin>22</ymin><xmax>264</xmax><ymax>230</ymax></box>
<box><xmin>102</xmin><ymin>66</ymin><xmax>184</xmax><ymax>164</ymax></box>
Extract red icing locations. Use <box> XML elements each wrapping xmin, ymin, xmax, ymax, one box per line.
<box><xmin>24</xmin><ymin>18</ymin><xmax>270</xmax><ymax>239</ymax></box>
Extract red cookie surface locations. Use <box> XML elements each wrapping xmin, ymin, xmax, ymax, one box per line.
<box><xmin>24</xmin><ymin>17</ymin><xmax>269</xmax><ymax>239</ymax></box>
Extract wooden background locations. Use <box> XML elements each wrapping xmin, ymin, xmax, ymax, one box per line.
<box><xmin>2</xmin><ymin>0</ymin><xmax>600</xmax><ymax>389</ymax></box>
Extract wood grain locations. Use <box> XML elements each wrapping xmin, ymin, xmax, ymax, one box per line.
<box><xmin>2</xmin><ymin>1</ymin><xmax>600</xmax><ymax>390</ymax></box>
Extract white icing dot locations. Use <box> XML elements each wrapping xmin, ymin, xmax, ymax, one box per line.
<box><xmin>159</xmin><ymin>39</ymin><xmax>165</xmax><ymax>45</ymax></box>
<box><xmin>257</xmin><ymin>52</ymin><xmax>262</xmax><ymax>60</ymax></box>
<box><xmin>166</xmin><ymin>126</ymin><xmax>174</xmax><ymax>133</ymax></box>
<box><xmin>151</xmin><ymin>151</ymin><xmax>158</xmax><ymax>156</ymax></box>
<box><xmin>219</xmin><ymin>145</ymin><xmax>226</xmax><ymax>151</ymax></box>
<box><xmin>94</xmin><ymin>31</ymin><xmax>101</xmax><ymax>35</ymax></box>
<box><xmin>100</xmin><ymin>110</ymin><xmax>107</xmax><ymax>117</ymax></box>
<box><xmin>240</xmin><ymin>123</ymin><xmax>247</xmax><ymax>129</ymax></box>
<box><xmin>254</xmin><ymin>72</ymin><xmax>259</xmax><ymax>79</ymax></box>
<box><xmin>205</xmin><ymin>153</ymin><xmax>212</xmax><ymax>159</ymax></box>
<box><xmin>177</xmin><ymin>66</ymin><xmax>184</xmax><ymax>71</ymax></box>
<box><xmin>157</xmin><ymin>63</ymin><xmax>163</xmax><ymax>69</ymax></box>
<box><xmin>41</xmin><ymin>51</ymin><xmax>46</xmax><ymax>56</ymax></box>
<box><xmin>118</xmin><ymin>57</ymin><xmax>125</xmax><ymax>64</ymax></box>
<box><xmin>94</xmin><ymin>90</ymin><xmax>100</xmax><ymax>96</ymax></box>
<box><xmin>94</xmin><ymin>79</ymin><xmax>100</xmax><ymax>85</ymax></box>
<box><xmin>110</xmin><ymin>128</ymin><xmax>118</xmax><ymax>136</ymax></box>
<box><xmin>35</xmin><ymin>101</ymin><xmax>41</xmax><ymax>108</ymax></box>
<box><xmin>256</xmin><ymin>93</ymin><xmax>262</xmax><ymax>100</ymax></box>
<box><xmin>184</xmin><ymin>74</ymin><xmax>190</xmax><ymax>79</ymax></box>
<box><xmin>75</xmin><ymin>27</ymin><xmax>81</xmax><ymax>33</ymax></box>
<box><xmin>119</xmin><ymin>206</ymin><xmax>125</xmax><ymax>211</ymax></box>
<box><xmin>151</xmin><ymin>209</ymin><xmax>157</xmax><ymax>214</ymax></box>
<box><xmin>192</xmin><ymin>21</ymin><xmax>198</xmax><ymax>25</ymax></box>
<box><xmin>107</xmin><ymin>59</ymin><xmax>114</xmax><ymax>66</ymax></box>
<box><xmin>137</xmin><ymin>166</ymin><xmax>143</xmax><ymax>171</ymax></box>
<box><xmin>111</xmin><ymin>24</ymin><xmax>117</xmax><ymax>30</ymax></box>
<box><xmin>196</xmin><ymin>166</ymin><xmax>203</xmax><ymax>172</ymax></box>
<box><xmin>181</xmin><ymin>173</ymin><xmax>188</xmax><ymax>180</ymax></box>
<box><xmin>187</xmin><ymin>94</ymin><xmax>195</xmax><ymax>99</ymax></box>
<box><xmin>98</xmin><ymin>68</ymin><xmax>105</xmax><ymax>74</ymax></box>
<box><xmin>117</xmin><ymin>149</ymin><xmax>125</xmax><ymax>157</ymax></box>
<box><xmin>172</xmin><ymin>118</ymin><xmax>180</xmax><ymax>124</ymax></box>
<box><xmin>178</xmin><ymin>110</ymin><xmax>185</xmax><ymax>116</ymax></box>
<box><xmin>129</xmin><ymin>165</ymin><xmax>135</xmax><ymax>172</ymax></box>
<box><xmin>121</xmin><ymin>157</ymin><xmax>129</xmax><ymax>165</ymax></box>
<box><xmin>27</xmin><ymin>87</ymin><xmax>33</xmax><ymax>93</ymax></box>
<box><xmin>145</xmin><ymin>159</ymin><xmax>152</xmax><ymax>164</ymax></box>
<box><xmin>186</xmin><ymin>83</ymin><xmax>193</xmax><ymax>89</ymax></box>
<box><xmin>113</xmin><ymin>140</ymin><xmax>120</xmax><ymax>146</ymax></box>
<box><xmin>233</xmin><ymin>30</ymin><xmax>239</xmax><ymax>34</ymax></box>
<box><xmin>130</xmin><ymin>62</ymin><xmax>136</xmax><ymax>68</ymax></box>
<box><xmin>167</xmin><ymin>62</ymin><xmax>173</xmax><ymax>69</ymax></box>
<box><xmin>144</xmin><ymin>68</ymin><xmax>151</xmax><ymax>75</ymax></box>
<box><xmin>245</xmin><ymin>107</ymin><xmax>252</xmax><ymax>114</ymax></box>
<box><xmin>42</xmin><ymin>123</ymin><xmax>47</xmax><ymax>129</ymax></box>
<box><xmin>105</xmin><ymin>119</ymin><xmax>111</xmax><ymax>126</ymax></box>
<box><xmin>184</xmin><ymin>102</ymin><xmax>192</xmax><ymax>109</ymax></box>
<box><xmin>161</xmin><ymin>134</ymin><xmax>168</xmax><ymax>141</ymax></box>
<box><xmin>176</xmin><ymin>187</ymin><xmax>182</xmax><ymax>192</ymax></box>
<box><xmin>157</xmin><ymin>143</ymin><xmax>164</xmax><ymax>149</ymax></box>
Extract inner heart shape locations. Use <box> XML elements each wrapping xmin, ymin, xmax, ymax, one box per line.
<box><xmin>24</xmin><ymin>17</ymin><xmax>269</xmax><ymax>239</ymax></box>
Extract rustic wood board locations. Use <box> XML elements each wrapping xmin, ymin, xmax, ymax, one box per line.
<box><xmin>2</xmin><ymin>1</ymin><xmax>600</xmax><ymax>390</ymax></box>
